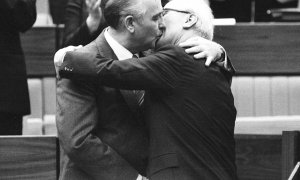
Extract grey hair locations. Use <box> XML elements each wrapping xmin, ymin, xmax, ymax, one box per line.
<box><xmin>101</xmin><ymin>0</ymin><xmax>147</xmax><ymax>29</ymax></box>
<box><xmin>192</xmin><ymin>0</ymin><xmax>214</xmax><ymax>40</ymax></box>
<box><xmin>165</xmin><ymin>0</ymin><xmax>214</xmax><ymax>40</ymax></box>
<box><xmin>119</xmin><ymin>0</ymin><xmax>147</xmax><ymax>25</ymax></box>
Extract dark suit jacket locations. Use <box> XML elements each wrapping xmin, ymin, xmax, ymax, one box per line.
<box><xmin>0</xmin><ymin>0</ymin><xmax>36</xmax><ymax>115</ymax></box>
<box><xmin>57</xmin><ymin>31</ymin><xmax>148</xmax><ymax>180</ymax></box>
<box><xmin>62</xmin><ymin>0</ymin><xmax>105</xmax><ymax>47</ymax></box>
<box><xmin>60</xmin><ymin>45</ymin><xmax>238</xmax><ymax>180</ymax></box>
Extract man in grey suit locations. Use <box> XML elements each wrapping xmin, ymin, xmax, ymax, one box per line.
<box><xmin>56</xmin><ymin>0</ymin><xmax>151</xmax><ymax>179</ymax></box>
<box><xmin>56</xmin><ymin>0</ymin><xmax>229</xmax><ymax>179</ymax></box>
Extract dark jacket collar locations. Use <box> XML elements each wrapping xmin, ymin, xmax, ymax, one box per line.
<box><xmin>93</xmin><ymin>29</ymin><xmax>118</xmax><ymax>60</ymax></box>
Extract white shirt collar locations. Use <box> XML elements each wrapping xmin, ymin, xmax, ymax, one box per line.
<box><xmin>104</xmin><ymin>28</ymin><xmax>133</xmax><ymax>61</ymax></box>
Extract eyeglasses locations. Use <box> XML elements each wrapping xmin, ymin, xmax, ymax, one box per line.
<box><xmin>162</xmin><ymin>8</ymin><xmax>192</xmax><ymax>17</ymax></box>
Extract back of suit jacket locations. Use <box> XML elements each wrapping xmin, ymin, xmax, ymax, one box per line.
<box><xmin>0</xmin><ymin>0</ymin><xmax>36</xmax><ymax>115</ymax></box>
<box><xmin>57</xmin><ymin>32</ymin><xmax>148</xmax><ymax>180</ymax></box>
<box><xmin>60</xmin><ymin>44</ymin><xmax>238</xmax><ymax>180</ymax></box>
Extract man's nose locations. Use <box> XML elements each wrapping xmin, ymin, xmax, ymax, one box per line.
<box><xmin>158</xmin><ymin>18</ymin><xmax>165</xmax><ymax>30</ymax></box>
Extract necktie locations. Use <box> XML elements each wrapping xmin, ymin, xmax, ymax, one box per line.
<box><xmin>119</xmin><ymin>55</ymin><xmax>145</xmax><ymax>116</ymax></box>
<box><xmin>132</xmin><ymin>54</ymin><xmax>145</xmax><ymax>107</ymax></box>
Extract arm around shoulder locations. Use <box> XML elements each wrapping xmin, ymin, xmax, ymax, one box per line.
<box><xmin>59</xmin><ymin>46</ymin><xmax>182</xmax><ymax>90</ymax></box>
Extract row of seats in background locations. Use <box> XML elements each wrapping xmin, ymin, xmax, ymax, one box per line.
<box><xmin>22</xmin><ymin>0</ymin><xmax>55</xmax><ymax>135</ymax></box>
<box><xmin>23</xmin><ymin>76</ymin><xmax>300</xmax><ymax>135</ymax></box>
<box><xmin>23</xmin><ymin>78</ymin><xmax>56</xmax><ymax>135</ymax></box>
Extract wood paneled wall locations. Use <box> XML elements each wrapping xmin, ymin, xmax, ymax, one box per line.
<box><xmin>0</xmin><ymin>136</ymin><xmax>59</xmax><ymax>180</ymax></box>
<box><xmin>21</xmin><ymin>24</ymin><xmax>300</xmax><ymax>77</ymax></box>
<box><xmin>232</xmin><ymin>76</ymin><xmax>300</xmax><ymax>117</ymax></box>
<box><xmin>21</xmin><ymin>27</ymin><xmax>57</xmax><ymax>77</ymax></box>
<box><xmin>2</xmin><ymin>133</ymin><xmax>299</xmax><ymax>180</ymax></box>
<box><xmin>214</xmin><ymin>23</ymin><xmax>300</xmax><ymax>75</ymax></box>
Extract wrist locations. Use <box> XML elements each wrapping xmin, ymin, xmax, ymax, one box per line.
<box><xmin>86</xmin><ymin>15</ymin><xmax>100</xmax><ymax>34</ymax></box>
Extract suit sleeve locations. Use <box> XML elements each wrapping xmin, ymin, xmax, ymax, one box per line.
<box><xmin>62</xmin><ymin>0</ymin><xmax>106</xmax><ymax>47</ymax></box>
<box><xmin>60</xmin><ymin>46</ymin><xmax>183</xmax><ymax>90</ymax></box>
<box><xmin>217</xmin><ymin>47</ymin><xmax>235</xmax><ymax>75</ymax></box>
<box><xmin>223</xmin><ymin>55</ymin><xmax>235</xmax><ymax>85</ymax></box>
<box><xmin>0</xmin><ymin>0</ymin><xmax>36</xmax><ymax>32</ymax></box>
<box><xmin>225</xmin><ymin>56</ymin><xmax>235</xmax><ymax>74</ymax></box>
<box><xmin>56</xmin><ymin>79</ymin><xmax>137</xmax><ymax>179</ymax></box>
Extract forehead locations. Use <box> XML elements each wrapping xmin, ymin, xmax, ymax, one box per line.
<box><xmin>164</xmin><ymin>0</ymin><xmax>184</xmax><ymax>11</ymax></box>
<box><xmin>144</xmin><ymin>0</ymin><xmax>163</xmax><ymax>16</ymax></box>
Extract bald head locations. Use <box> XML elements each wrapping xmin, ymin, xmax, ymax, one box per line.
<box><xmin>164</xmin><ymin>0</ymin><xmax>214</xmax><ymax>40</ymax></box>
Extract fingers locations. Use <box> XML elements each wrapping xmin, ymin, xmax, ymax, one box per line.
<box><xmin>86</xmin><ymin>0</ymin><xmax>98</xmax><ymax>10</ymax></box>
<box><xmin>179</xmin><ymin>41</ymin><xmax>199</xmax><ymax>48</ymax></box>
<box><xmin>185</xmin><ymin>46</ymin><xmax>203</xmax><ymax>54</ymax></box>
<box><xmin>54</xmin><ymin>50</ymin><xmax>64</xmax><ymax>79</ymax></box>
<box><xmin>86</xmin><ymin>0</ymin><xmax>102</xmax><ymax>19</ymax></box>
<box><xmin>179</xmin><ymin>36</ymin><xmax>207</xmax><ymax>48</ymax></box>
<box><xmin>54</xmin><ymin>45</ymin><xmax>81</xmax><ymax>79</ymax></box>
<box><xmin>205</xmin><ymin>56</ymin><xmax>213</xmax><ymax>66</ymax></box>
<box><xmin>54</xmin><ymin>46</ymin><xmax>80</xmax><ymax>66</ymax></box>
<box><xmin>193</xmin><ymin>52</ymin><xmax>206</xmax><ymax>59</ymax></box>
<box><xmin>54</xmin><ymin>45</ymin><xmax>82</xmax><ymax>79</ymax></box>
<box><xmin>180</xmin><ymin>36</ymin><xmax>225</xmax><ymax>67</ymax></box>
<box><xmin>64</xmin><ymin>46</ymin><xmax>77</xmax><ymax>52</ymax></box>
<box><xmin>95</xmin><ymin>0</ymin><xmax>101</xmax><ymax>8</ymax></box>
<box><xmin>85</xmin><ymin>0</ymin><xmax>91</xmax><ymax>8</ymax></box>
<box><xmin>67</xmin><ymin>45</ymin><xmax>82</xmax><ymax>51</ymax></box>
<box><xmin>54</xmin><ymin>49</ymin><xmax>64</xmax><ymax>67</ymax></box>
<box><xmin>91</xmin><ymin>0</ymin><xmax>101</xmax><ymax>10</ymax></box>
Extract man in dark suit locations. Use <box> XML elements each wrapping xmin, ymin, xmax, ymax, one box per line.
<box><xmin>56</xmin><ymin>0</ymin><xmax>231</xmax><ymax>179</ymax></box>
<box><xmin>56</xmin><ymin>0</ymin><xmax>237</xmax><ymax>179</ymax></box>
<box><xmin>0</xmin><ymin>0</ymin><xmax>36</xmax><ymax>135</ymax></box>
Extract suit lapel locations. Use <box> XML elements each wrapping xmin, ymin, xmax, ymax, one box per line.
<box><xmin>93</xmin><ymin>30</ymin><xmax>144</xmax><ymax>115</ymax></box>
<box><xmin>93</xmin><ymin>30</ymin><xmax>118</xmax><ymax>60</ymax></box>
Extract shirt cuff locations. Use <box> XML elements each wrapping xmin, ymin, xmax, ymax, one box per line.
<box><xmin>220</xmin><ymin>47</ymin><xmax>230</xmax><ymax>72</ymax></box>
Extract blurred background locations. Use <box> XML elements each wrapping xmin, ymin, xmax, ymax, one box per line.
<box><xmin>1</xmin><ymin>0</ymin><xmax>300</xmax><ymax>179</ymax></box>
<box><xmin>23</xmin><ymin>0</ymin><xmax>300</xmax><ymax>135</ymax></box>
<box><xmin>21</xmin><ymin>0</ymin><xmax>300</xmax><ymax>134</ymax></box>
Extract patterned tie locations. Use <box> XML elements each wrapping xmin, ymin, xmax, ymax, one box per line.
<box><xmin>133</xmin><ymin>90</ymin><xmax>144</xmax><ymax>107</ymax></box>
<box><xmin>132</xmin><ymin>54</ymin><xmax>145</xmax><ymax>107</ymax></box>
<box><xmin>119</xmin><ymin>55</ymin><xmax>145</xmax><ymax>116</ymax></box>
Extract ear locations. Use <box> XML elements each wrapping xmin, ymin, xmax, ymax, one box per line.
<box><xmin>124</xmin><ymin>15</ymin><xmax>135</xmax><ymax>33</ymax></box>
<box><xmin>183</xmin><ymin>14</ymin><xmax>198</xmax><ymax>29</ymax></box>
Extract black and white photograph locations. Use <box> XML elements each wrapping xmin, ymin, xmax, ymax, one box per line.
<box><xmin>0</xmin><ymin>0</ymin><xmax>300</xmax><ymax>179</ymax></box>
